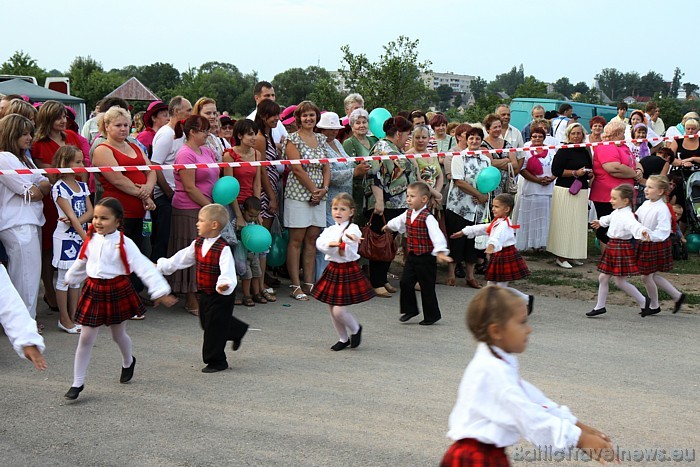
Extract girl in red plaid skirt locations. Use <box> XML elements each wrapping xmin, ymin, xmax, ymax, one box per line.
<box><xmin>452</xmin><ymin>194</ymin><xmax>534</xmax><ymax>315</ymax></box>
<box><xmin>63</xmin><ymin>198</ymin><xmax>177</xmax><ymax>400</ymax></box>
<box><xmin>636</xmin><ymin>176</ymin><xmax>686</xmax><ymax>317</ymax></box>
<box><xmin>442</xmin><ymin>287</ymin><xmax>615</xmax><ymax>466</ymax></box>
<box><xmin>588</xmin><ymin>185</ymin><xmax>650</xmax><ymax>317</ymax></box>
<box><xmin>311</xmin><ymin>194</ymin><xmax>373</xmax><ymax>351</ymax></box>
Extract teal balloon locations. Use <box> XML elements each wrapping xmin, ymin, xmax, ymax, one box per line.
<box><xmin>241</xmin><ymin>224</ymin><xmax>272</xmax><ymax>253</ymax></box>
<box><xmin>266</xmin><ymin>234</ymin><xmax>288</xmax><ymax>268</ymax></box>
<box><xmin>368</xmin><ymin>107</ymin><xmax>391</xmax><ymax>138</ymax></box>
<box><xmin>212</xmin><ymin>176</ymin><xmax>240</xmax><ymax>205</ymax></box>
<box><xmin>594</xmin><ymin>237</ymin><xmax>600</xmax><ymax>251</ymax></box>
<box><xmin>686</xmin><ymin>233</ymin><xmax>700</xmax><ymax>253</ymax></box>
<box><xmin>475</xmin><ymin>166</ymin><xmax>502</xmax><ymax>194</ymax></box>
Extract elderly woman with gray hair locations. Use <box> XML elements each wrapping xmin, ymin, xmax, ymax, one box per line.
<box><xmin>343</xmin><ymin>108</ymin><xmax>377</xmax><ymax>222</ymax></box>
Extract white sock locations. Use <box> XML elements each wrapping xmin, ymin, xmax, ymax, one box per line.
<box><xmin>489</xmin><ymin>281</ymin><xmax>528</xmax><ymax>301</ymax></box>
<box><xmin>653</xmin><ymin>274</ymin><xmax>682</xmax><ymax>302</ymax></box>
<box><xmin>331</xmin><ymin>306</ymin><xmax>359</xmax><ymax>339</ymax></box>
<box><xmin>613</xmin><ymin>276</ymin><xmax>646</xmax><ymax>307</ymax></box>
<box><xmin>329</xmin><ymin>309</ymin><xmax>348</xmax><ymax>342</ymax></box>
<box><xmin>595</xmin><ymin>274</ymin><xmax>611</xmax><ymax>310</ymax></box>
<box><xmin>110</xmin><ymin>321</ymin><xmax>133</xmax><ymax>368</ymax></box>
<box><xmin>72</xmin><ymin>325</ymin><xmax>100</xmax><ymax>387</ymax></box>
<box><xmin>642</xmin><ymin>275</ymin><xmax>659</xmax><ymax>309</ymax></box>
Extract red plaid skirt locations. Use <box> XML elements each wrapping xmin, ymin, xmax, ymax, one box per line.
<box><xmin>636</xmin><ymin>238</ymin><xmax>673</xmax><ymax>275</ymax></box>
<box><xmin>485</xmin><ymin>245</ymin><xmax>530</xmax><ymax>282</ymax></box>
<box><xmin>74</xmin><ymin>276</ymin><xmax>146</xmax><ymax>327</ymax></box>
<box><xmin>311</xmin><ymin>261</ymin><xmax>375</xmax><ymax>306</ymax></box>
<box><xmin>598</xmin><ymin>238</ymin><xmax>639</xmax><ymax>276</ymax></box>
<box><xmin>440</xmin><ymin>438</ymin><xmax>510</xmax><ymax>467</ymax></box>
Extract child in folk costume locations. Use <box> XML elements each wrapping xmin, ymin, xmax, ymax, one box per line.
<box><xmin>311</xmin><ymin>193</ymin><xmax>374</xmax><ymax>350</ymax></box>
<box><xmin>588</xmin><ymin>184</ymin><xmax>650</xmax><ymax>317</ymax></box>
<box><xmin>52</xmin><ymin>145</ymin><xmax>93</xmax><ymax>334</ymax></box>
<box><xmin>384</xmin><ymin>182</ymin><xmax>452</xmax><ymax>325</ymax></box>
<box><xmin>451</xmin><ymin>193</ymin><xmax>534</xmax><ymax>315</ymax></box>
<box><xmin>636</xmin><ymin>175</ymin><xmax>686</xmax><ymax>317</ymax></box>
<box><xmin>441</xmin><ymin>286</ymin><xmax>615</xmax><ymax>466</ymax></box>
<box><xmin>158</xmin><ymin>203</ymin><xmax>249</xmax><ymax>373</ymax></box>
<box><xmin>64</xmin><ymin>198</ymin><xmax>177</xmax><ymax>400</ymax></box>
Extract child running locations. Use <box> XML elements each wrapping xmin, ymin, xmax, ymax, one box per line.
<box><xmin>52</xmin><ymin>145</ymin><xmax>93</xmax><ymax>334</ymax></box>
<box><xmin>441</xmin><ymin>286</ymin><xmax>615</xmax><ymax>466</ymax></box>
<box><xmin>384</xmin><ymin>181</ymin><xmax>452</xmax><ymax>325</ymax></box>
<box><xmin>451</xmin><ymin>193</ymin><xmax>534</xmax><ymax>315</ymax></box>
<box><xmin>635</xmin><ymin>175</ymin><xmax>686</xmax><ymax>316</ymax></box>
<box><xmin>311</xmin><ymin>193</ymin><xmax>374</xmax><ymax>350</ymax></box>
<box><xmin>158</xmin><ymin>203</ymin><xmax>249</xmax><ymax>372</ymax></box>
<box><xmin>588</xmin><ymin>184</ymin><xmax>650</xmax><ymax>317</ymax></box>
<box><xmin>64</xmin><ymin>198</ymin><xmax>176</xmax><ymax>400</ymax></box>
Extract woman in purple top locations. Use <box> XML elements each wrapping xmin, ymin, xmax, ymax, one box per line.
<box><xmin>167</xmin><ymin>115</ymin><xmax>220</xmax><ymax>315</ymax></box>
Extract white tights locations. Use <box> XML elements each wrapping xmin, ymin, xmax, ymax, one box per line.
<box><xmin>72</xmin><ymin>322</ymin><xmax>133</xmax><ymax>387</ymax></box>
<box><xmin>329</xmin><ymin>306</ymin><xmax>360</xmax><ymax>343</ymax></box>
<box><xmin>594</xmin><ymin>274</ymin><xmax>645</xmax><ymax>310</ymax></box>
<box><xmin>641</xmin><ymin>273</ymin><xmax>682</xmax><ymax>309</ymax></box>
<box><xmin>487</xmin><ymin>281</ymin><xmax>528</xmax><ymax>301</ymax></box>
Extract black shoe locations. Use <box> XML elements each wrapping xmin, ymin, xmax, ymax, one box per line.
<box><xmin>350</xmin><ymin>325</ymin><xmax>362</xmax><ymax>348</ymax></box>
<box><xmin>454</xmin><ymin>262</ymin><xmax>466</xmax><ymax>278</ymax></box>
<box><xmin>586</xmin><ymin>308</ymin><xmax>607</xmax><ymax>317</ymax></box>
<box><xmin>527</xmin><ymin>295</ymin><xmax>534</xmax><ymax>316</ymax></box>
<box><xmin>642</xmin><ymin>307</ymin><xmax>661</xmax><ymax>317</ymax></box>
<box><xmin>64</xmin><ymin>385</ymin><xmax>84</xmax><ymax>400</ymax></box>
<box><xmin>639</xmin><ymin>297</ymin><xmax>651</xmax><ymax>317</ymax></box>
<box><xmin>419</xmin><ymin>318</ymin><xmax>440</xmax><ymax>325</ymax></box>
<box><xmin>232</xmin><ymin>338</ymin><xmax>243</xmax><ymax>351</ymax></box>
<box><xmin>201</xmin><ymin>364</ymin><xmax>228</xmax><ymax>373</ymax></box>
<box><xmin>330</xmin><ymin>340</ymin><xmax>350</xmax><ymax>351</ymax></box>
<box><xmin>399</xmin><ymin>312</ymin><xmax>419</xmax><ymax>323</ymax></box>
<box><xmin>673</xmin><ymin>293</ymin><xmax>686</xmax><ymax>314</ymax></box>
<box><xmin>43</xmin><ymin>296</ymin><xmax>59</xmax><ymax>312</ymax></box>
<box><xmin>120</xmin><ymin>356</ymin><xmax>136</xmax><ymax>383</ymax></box>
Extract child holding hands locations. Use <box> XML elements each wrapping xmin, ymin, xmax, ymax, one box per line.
<box><xmin>311</xmin><ymin>193</ymin><xmax>374</xmax><ymax>350</ymax></box>
<box><xmin>52</xmin><ymin>145</ymin><xmax>93</xmax><ymax>334</ymax></box>
<box><xmin>442</xmin><ymin>286</ymin><xmax>615</xmax><ymax>466</ymax></box>
<box><xmin>158</xmin><ymin>203</ymin><xmax>249</xmax><ymax>373</ymax></box>
<box><xmin>588</xmin><ymin>184</ymin><xmax>650</xmax><ymax>317</ymax></box>
<box><xmin>451</xmin><ymin>193</ymin><xmax>533</xmax><ymax>314</ymax></box>
<box><xmin>384</xmin><ymin>181</ymin><xmax>452</xmax><ymax>325</ymax></box>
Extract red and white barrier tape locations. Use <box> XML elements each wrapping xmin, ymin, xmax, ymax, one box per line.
<box><xmin>0</xmin><ymin>133</ymin><xmax>696</xmax><ymax>176</ymax></box>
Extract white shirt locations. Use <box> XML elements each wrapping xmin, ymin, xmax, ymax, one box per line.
<box><xmin>460</xmin><ymin>217</ymin><xmax>516</xmax><ymax>253</ymax></box>
<box><xmin>504</xmin><ymin>124</ymin><xmax>525</xmax><ymax>160</ymax></box>
<box><xmin>247</xmin><ymin>109</ymin><xmax>289</xmax><ymax>144</ymax></box>
<box><xmin>157</xmin><ymin>236</ymin><xmax>236</xmax><ymax>295</ymax></box>
<box><xmin>386</xmin><ymin>206</ymin><xmax>449</xmax><ymax>256</ymax></box>
<box><xmin>447</xmin><ymin>343</ymin><xmax>581</xmax><ymax>449</ymax></box>
<box><xmin>0</xmin><ymin>264</ymin><xmax>44</xmax><ymax>358</ymax></box>
<box><xmin>635</xmin><ymin>198</ymin><xmax>671</xmax><ymax>242</ymax></box>
<box><xmin>66</xmin><ymin>231</ymin><xmax>171</xmax><ymax>299</ymax></box>
<box><xmin>316</xmin><ymin>221</ymin><xmax>362</xmax><ymax>262</ymax></box>
<box><xmin>151</xmin><ymin>125</ymin><xmax>184</xmax><ymax>198</ymax></box>
<box><xmin>520</xmin><ymin>145</ymin><xmax>554</xmax><ymax>197</ymax></box>
<box><xmin>551</xmin><ymin>116</ymin><xmax>570</xmax><ymax>144</ymax></box>
<box><xmin>0</xmin><ymin>152</ymin><xmax>48</xmax><ymax>230</ymax></box>
<box><xmin>598</xmin><ymin>206</ymin><xmax>648</xmax><ymax>240</ymax></box>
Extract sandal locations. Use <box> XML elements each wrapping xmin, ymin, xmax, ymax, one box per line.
<box><xmin>184</xmin><ymin>306</ymin><xmax>199</xmax><ymax>316</ymax></box>
<box><xmin>243</xmin><ymin>296</ymin><xmax>255</xmax><ymax>307</ymax></box>
<box><xmin>261</xmin><ymin>289</ymin><xmax>277</xmax><ymax>302</ymax></box>
<box><xmin>234</xmin><ymin>297</ymin><xmax>243</xmax><ymax>306</ymax></box>
<box><xmin>289</xmin><ymin>285</ymin><xmax>309</xmax><ymax>301</ymax></box>
<box><xmin>446</xmin><ymin>277</ymin><xmax>456</xmax><ymax>287</ymax></box>
<box><xmin>302</xmin><ymin>282</ymin><xmax>315</xmax><ymax>294</ymax></box>
<box><xmin>252</xmin><ymin>294</ymin><xmax>268</xmax><ymax>304</ymax></box>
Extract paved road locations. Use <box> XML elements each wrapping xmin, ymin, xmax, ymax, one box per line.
<box><xmin>1</xmin><ymin>284</ymin><xmax>698</xmax><ymax>466</ymax></box>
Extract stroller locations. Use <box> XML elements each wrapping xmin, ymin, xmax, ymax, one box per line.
<box><xmin>683</xmin><ymin>170</ymin><xmax>700</xmax><ymax>233</ymax></box>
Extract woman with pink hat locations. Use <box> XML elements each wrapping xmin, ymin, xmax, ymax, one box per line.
<box><xmin>136</xmin><ymin>101</ymin><xmax>169</xmax><ymax>156</ymax></box>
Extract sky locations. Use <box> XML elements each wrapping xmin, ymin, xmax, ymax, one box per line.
<box><xmin>2</xmin><ymin>0</ymin><xmax>696</xmax><ymax>89</ymax></box>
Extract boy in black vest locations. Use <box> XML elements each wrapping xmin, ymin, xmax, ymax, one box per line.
<box><xmin>157</xmin><ymin>204</ymin><xmax>248</xmax><ymax>373</ymax></box>
<box><xmin>384</xmin><ymin>182</ymin><xmax>452</xmax><ymax>325</ymax></box>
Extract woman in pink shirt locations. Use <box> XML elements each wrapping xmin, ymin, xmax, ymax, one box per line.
<box><xmin>167</xmin><ymin>115</ymin><xmax>220</xmax><ymax>315</ymax></box>
<box><xmin>590</xmin><ymin>121</ymin><xmax>643</xmax><ymax>252</ymax></box>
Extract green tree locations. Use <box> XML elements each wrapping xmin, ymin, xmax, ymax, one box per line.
<box><xmin>670</xmin><ymin>67</ymin><xmax>683</xmax><ymax>98</ymax></box>
<box><xmin>1</xmin><ymin>51</ymin><xmax>47</xmax><ymax>85</ymax></box>
<box><xmin>139</xmin><ymin>62</ymin><xmax>181</xmax><ymax>99</ymax></box>
<box><xmin>67</xmin><ymin>56</ymin><xmax>125</xmax><ymax>109</ymax></box>
<box><xmin>513</xmin><ymin>76</ymin><xmax>547</xmax><ymax>98</ymax></box>
<box><xmin>470</xmin><ymin>77</ymin><xmax>487</xmax><ymax>100</ymax></box>
<box><xmin>622</xmin><ymin>71</ymin><xmax>641</xmax><ymax>97</ymax></box>
<box><xmin>452</xmin><ymin>93</ymin><xmax>463</xmax><ymax>109</ymax></box>
<box><xmin>553</xmin><ymin>77</ymin><xmax>574</xmax><ymax>98</ymax></box>
<box><xmin>595</xmin><ymin>68</ymin><xmax>625</xmax><ymax>101</ymax></box>
<box><xmin>654</xmin><ymin>94</ymin><xmax>682</xmax><ymax>128</ymax></box>
<box><xmin>682</xmin><ymin>82</ymin><xmax>699</xmax><ymax>99</ymax></box>
<box><xmin>272</xmin><ymin>66</ymin><xmax>338</xmax><ymax>107</ymax></box>
<box><xmin>308</xmin><ymin>76</ymin><xmax>344</xmax><ymax>114</ymax></box>
<box><xmin>463</xmin><ymin>94</ymin><xmax>505</xmax><ymax>124</ymax></box>
<box><xmin>172</xmin><ymin>62</ymin><xmax>255</xmax><ymax>116</ymax></box>
<box><xmin>435</xmin><ymin>84</ymin><xmax>453</xmax><ymax>111</ymax></box>
<box><xmin>573</xmin><ymin>81</ymin><xmax>590</xmax><ymax>95</ymax></box>
<box><xmin>339</xmin><ymin>36</ymin><xmax>433</xmax><ymax>113</ymax></box>
<box><xmin>638</xmin><ymin>71</ymin><xmax>665</xmax><ymax>97</ymax></box>
<box><xmin>488</xmin><ymin>65</ymin><xmax>525</xmax><ymax>96</ymax></box>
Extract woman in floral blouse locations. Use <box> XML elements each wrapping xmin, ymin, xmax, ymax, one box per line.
<box><xmin>366</xmin><ymin>116</ymin><xmax>414</xmax><ymax>298</ymax></box>
<box><xmin>283</xmin><ymin>101</ymin><xmax>330</xmax><ymax>301</ymax></box>
<box><xmin>445</xmin><ymin>126</ymin><xmax>492</xmax><ymax>289</ymax></box>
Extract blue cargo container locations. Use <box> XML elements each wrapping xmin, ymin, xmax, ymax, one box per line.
<box><xmin>510</xmin><ymin>98</ymin><xmax>624</xmax><ymax>132</ymax></box>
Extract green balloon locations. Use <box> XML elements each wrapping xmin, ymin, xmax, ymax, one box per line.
<box><xmin>686</xmin><ymin>233</ymin><xmax>700</xmax><ymax>253</ymax></box>
<box><xmin>241</xmin><ymin>224</ymin><xmax>272</xmax><ymax>254</ymax></box>
<box><xmin>475</xmin><ymin>166</ymin><xmax>501</xmax><ymax>194</ymax></box>
<box><xmin>212</xmin><ymin>176</ymin><xmax>240</xmax><ymax>205</ymax></box>
<box><xmin>368</xmin><ymin>107</ymin><xmax>391</xmax><ymax>138</ymax></box>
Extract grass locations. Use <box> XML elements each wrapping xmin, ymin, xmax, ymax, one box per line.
<box><xmin>526</xmin><ymin>270</ymin><xmax>599</xmax><ymax>291</ymax></box>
